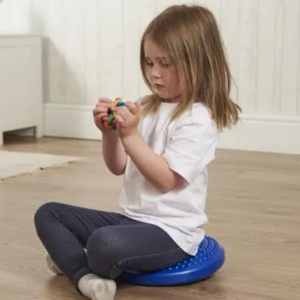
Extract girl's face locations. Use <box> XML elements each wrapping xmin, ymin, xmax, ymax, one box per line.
<box><xmin>144</xmin><ymin>39</ymin><xmax>182</xmax><ymax>103</ymax></box>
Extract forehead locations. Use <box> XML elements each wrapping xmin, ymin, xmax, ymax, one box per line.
<box><xmin>144</xmin><ymin>38</ymin><xmax>169</xmax><ymax>60</ymax></box>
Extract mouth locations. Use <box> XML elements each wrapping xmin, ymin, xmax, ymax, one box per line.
<box><xmin>153</xmin><ymin>83</ymin><xmax>164</xmax><ymax>90</ymax></box>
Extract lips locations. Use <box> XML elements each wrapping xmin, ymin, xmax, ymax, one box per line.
<box><xmin>154</xmin><ymin>83</ymin><xmax>164</xmax><ymax>89</ymax></box>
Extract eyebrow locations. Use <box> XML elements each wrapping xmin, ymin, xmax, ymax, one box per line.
<box><xmin>145</xmin><ymin>56</ymin><xmax>170</xmax><ymax>61</ymax></box>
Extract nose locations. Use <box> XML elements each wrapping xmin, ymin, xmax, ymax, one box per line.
<box><xmin>150</xmin><ymin>64</ymin><xmax>161</xmax><ymax>79</ymax></box>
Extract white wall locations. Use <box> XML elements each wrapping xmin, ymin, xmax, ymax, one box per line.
<box><xmin>0</xmin><ymin>0</ymin><xmax>300</xmax><ymax>154</ymax></box>
<box><xmin>0</xmin><ymin>0</ymin><xmax>32</xmax><ymax>33</ymax></box>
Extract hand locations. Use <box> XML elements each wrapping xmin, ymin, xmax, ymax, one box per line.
<box><xmin>112</xmin><ymin>101</ymin><xmax>140</xmax><ymax>139</ymax></box>
<box><xmin>93</xmin><ymin>97</ymin><xmax>114</xmax><ymax>133</ymax></box>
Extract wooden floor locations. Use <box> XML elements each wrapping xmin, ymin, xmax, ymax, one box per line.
<box><xmin>0</xmin><ymin>136</ymin><xmax>299</xmax><ymax>300</ymax></box>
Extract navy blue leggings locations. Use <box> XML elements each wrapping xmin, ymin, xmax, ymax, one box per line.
<box><xmin>34</xmin><ymin>202</ymin><xmax>189</xmax><ymax>288</ymax></box>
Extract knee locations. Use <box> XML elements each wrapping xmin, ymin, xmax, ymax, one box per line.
<box><xmin>86</xmin><ymin>227</ymin><xmax>123</xmax><ymax>278</ymax></box>
<box><xmin>34</xmin><ymin>202</ymin><xmax>61</xmax><ymax>229</ymax></box>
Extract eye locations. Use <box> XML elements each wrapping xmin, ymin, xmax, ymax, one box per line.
<box><xmin>161</xmin><ymin>62</ymin><xmax>171</xmax><ymax>68</ymax></box>
<box><xmin>145</xmin><ymin>61</ymin><xmax>153</xmax><ymax>68</ymax></box>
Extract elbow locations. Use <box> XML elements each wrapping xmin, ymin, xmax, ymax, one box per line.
<box><xmin>106</xmin><ymin>160</ymin><xmax>126</xmax><ymax>176</ymax></box>
<box><xmin>109</xmin><ymin>165</ymin><xmax>125</xmax><ymax>176</ymax></box>
<box><xmin>112</xmin><ymin>171</ymin><xmax>124</xmax><ymax>176</ymax></box>
<box><xmin>111</xmin><ymin>168</ymin><xmax>125</xmax><ymax>176</ymax></box>
<box><xmin>155</xmin><ymin>180</ymin><xmax>179</xmax><ymax>194</ymax></box>
<box><xmin>155</xmin><ymin>173</ymin><xmax>185</xmax><ymax>193</ymax></box>
<box><xmin>158</xmin><ymin>186</ymin><xmax>172</xmax><ymax>194</ymax></box>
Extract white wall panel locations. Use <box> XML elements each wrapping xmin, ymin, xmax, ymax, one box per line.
<box><xmin>220</xmin><ymin>0</ymin><xmax>240</xmax><ymax>103</ymax></box>
<box><xmin>123</xmin><ymin>0</ymin><xmax>141</xmax><ymax>101</ymax></box>
<box><xmin>31</xmin><ymin>0</ymin><xmax>47</xmax><ymax>35</ymax></box>
<box><xmin>256</xmin><ymin>0</ymin><xmax>276</xmax><ymax>114</ymax></box>
<box><xmin>1</xmin><ymin>0</ymin><xmax>300</xmax><ymax>153</ymax></box>
<box><xmin>157</xmin><ymin>0</ymin><xmax>178</xmax><ymax>13</ymax></box>
<box><xmin>201</xmin><ymin>0</ymin><xmax>222</xmax><ymax>23</ymax></box>
<box><xmin>84</xmin><ymin>0</ymin><xmax>99</xmax><ymax>105</ymax></box>
<box><xmin>138</xmin><ymin>0</ymin><xmax>157</xmax><ymax>97</ymax></box>
<box><xmin>63</xmin><ymin>0</ymin><xmax>86</xmax><ymax>104</ymax></box>
<box><xmin>280</xmin><ymin>0</ymin><xmax>300</xmax><ymax>116</ymax></box>
<box><xmin>238</xmin><ymin>0</ymin><xmax>258</xmax><ymax>113</ymax></box>
<box><xmin>298</xmin><ymin>10</ymin><xmax>300</xmax><ymax>117</ymax></box>
<box><xmin>0</xmin><ymin>0</ymin><xmax>32</xmax><ymax>33</ymax></box>
<box><xmin>98</xmin><ymin>0</ymin><xmax>123</xmax><ymax>101</ymax></box>
<box><xmin>46</xmin><ymin>0</ymin><xmax>66</xmax><ymax>104</ymax></box>
<box><xmin>273</xmin><ymin>0</ymin><xmax>284</xmax><ymax>115</ymax></box>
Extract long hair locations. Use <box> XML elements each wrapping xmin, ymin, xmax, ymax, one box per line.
<box><xmin>140</xmin><ymin>5</ymin><xmax>241</xmax><ymax>130</ymax></box>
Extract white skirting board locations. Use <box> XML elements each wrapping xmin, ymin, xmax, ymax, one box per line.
<box><xmin>44</xmin><ymin>103</ymin><xmax>300</xmax><ymax>155</ymax></box>
<box><xmin>219</xmin><ymin>115</ymin><xmax>300</xmax><ymax>154</ymax></box>
<box><xmin>44</xmin><ymin>103</ymin><xmax>101</xmax><ymax>140</ymax></box>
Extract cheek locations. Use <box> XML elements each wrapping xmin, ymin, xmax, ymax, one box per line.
<box><xmin>169</xmin><ymin>71</ymin><xmax>180</xmax><ymax>89</ymax></box>
<box><xmin>145</xmin><ymin>70</ymin><xmax>152</xmax><ymax>82</ymax></box>
<box><xmin>170</xmin><ymin>74</ymin><xmax>182</xmax><ymax>96</ymax></box>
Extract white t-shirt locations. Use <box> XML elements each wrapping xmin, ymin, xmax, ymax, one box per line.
<box><xmin>118</xmin><ymin>100</ymin><xmax>218</xmax><ymax>255</ymax></box>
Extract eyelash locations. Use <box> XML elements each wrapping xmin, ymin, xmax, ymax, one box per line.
<box><xmin>145</xmin><ymin>61</ymin><xmax>170</xmax><ymax>68</ymax></box>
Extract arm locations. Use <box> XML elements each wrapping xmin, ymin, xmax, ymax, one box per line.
<box><xmin>113</xmin><ymin>102</ymin><xmax>184</xmax><ymax>192</ymax></box>
<box><xmin>102</xmin><ymin>131</ymin><xmax>127</xmax><ymax>175</ymax></box>
<box><xmin>93</xmin><ymin>98</ymin><xmax>127</xmax><ymax>175</ymax></box>
<box><xmin>121</xmin><ymin>132</ymin><xmax>183</xmax><ymax>192</ymax></box>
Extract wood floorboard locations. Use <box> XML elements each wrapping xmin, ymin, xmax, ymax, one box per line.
<box><xmin>0</xmin><ymin>136</ymin><xmax>299</xmax><ymax>300</ymax></box>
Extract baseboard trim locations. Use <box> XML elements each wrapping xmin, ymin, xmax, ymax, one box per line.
<box><xmin>44</xmin><ymin>103</ymin><xmax>300</xmax><ymax>154</ymax></box>
<box><xmin>44</xmin><ymin>103</ymin><xmax>102</xmax><ymax>140</ymax></box>
<box><xmin>218</xmin><ymin>116</ymin><xmax>300</xmax><ymax>154</ymax></box>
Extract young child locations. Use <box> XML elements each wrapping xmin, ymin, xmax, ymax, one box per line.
<box><xmin>34</xmin><ymin>4</ymin><xmax>240</xmax><ymax>300</ymax></box>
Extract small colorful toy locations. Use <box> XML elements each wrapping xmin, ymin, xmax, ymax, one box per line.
<box><xmin>102</xmin><ymin>98</ymin><xmax>126</xmax><ymax>129</ymax></box>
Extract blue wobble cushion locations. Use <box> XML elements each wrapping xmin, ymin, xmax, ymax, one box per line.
<box><xmin>120</xmin><ymin>236</ymin><xmax>225</xmax><ymax>286</ymax></box>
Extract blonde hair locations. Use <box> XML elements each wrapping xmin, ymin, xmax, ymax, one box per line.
<box><xmin>140</xmin><ymin>5</ymin><xmax>241</xmax><ymax>131</ymax></box>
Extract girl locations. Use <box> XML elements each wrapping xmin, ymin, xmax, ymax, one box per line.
<box><xmin>34</xmin><ymin>4</ymin><xmax>240</xmax><ymax>300</ymax></box>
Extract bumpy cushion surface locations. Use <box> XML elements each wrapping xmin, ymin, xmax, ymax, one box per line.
<box><xmin>120</xmin><ymin>236</ymin><xmax>225</xmax><ymax>286</ymax></box>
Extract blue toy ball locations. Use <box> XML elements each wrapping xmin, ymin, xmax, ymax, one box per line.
<box><xmin>120</xmin><ymin>236</ymin><xmax>225</xmax><ymax>286</ymax></box>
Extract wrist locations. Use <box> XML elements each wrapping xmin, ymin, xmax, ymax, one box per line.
<box><xmin>102</xmin><ymin>129</ymin><xmax>118</xmax><ymax>140</ymax></box>
<box><xmin>120</xmin><ymin>131</ymin><xmax>140</xmax><ymax>147</ymax></box>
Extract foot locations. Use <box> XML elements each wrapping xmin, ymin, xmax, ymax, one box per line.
<box><xmin>46</xmin><ymin>254</ymin><xmax>63</xmax><ymax>275</ymax></box>
<box><xmin>79</xmin><ymin>274</ymin><xmax>116</xmax><ymax>300</ymax></box>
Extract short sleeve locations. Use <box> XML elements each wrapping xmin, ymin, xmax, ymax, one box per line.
<box><xmin>162</xmin><ymin>116</ymin><xmax>217</xmax><ymax>184</ymax></box>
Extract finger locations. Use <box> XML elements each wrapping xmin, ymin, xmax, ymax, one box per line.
<box><xmin>94</xmin><ymin>112</ymin><xmax>108</xmax><ymax>123</ymax></box>
<box><xmin>115</xmin><ymin>110</ymin><xmax>126</xmax><ymax>121</ymax></box>
<box><xmin>114</xmin><ymin>114</ymin><xmax>125</xmax><ymax>126</ymax></box>
<box><xmin>98</xmin><ymin>97</ymin><xmax>112</xmax><ymax>103</ymax></box>
<box><xmin>97</xmin><ymin>98</ymin><xmax>112</xmax><ymax>106</ymax></box>
<box><xmin>94</xmin><ymin>104</ymin><xmax>110</xmax><ymax>117</ymax></box>
<box><xmin>93</xmin><ymin>106</ymin><xmax>108</xmax><ymax>117</ymax></box>
<box><xmin>126</xmin><ymin>101</ymin><xmax>139</xmax><ymax>115</ymax></box>
<box><xmin>94</xmin><ymin>105</ymin><xmax>109</xmax><ymax>113</ymax></box>
<box><xmin>96</xmin><ymin>101</ymin><xmax>110</xmax><ymax>107</ymax></box>
<box><xmin>112</xmin><ymin>106</ymin><xmax>130</xmax><ymax>117</ymax></box>
<box><xmin>135</xmin><ymin>101</ymin><xmax>141</xmax><ymax>114</ymax></box>
<box><xmin>96</xmin><ymin>102</ymin><xmax>111</xmax><ymax>110</ymax></box>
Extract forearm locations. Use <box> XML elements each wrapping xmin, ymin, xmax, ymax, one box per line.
<box><xmin>102</xmin><ymin>131</ymin><xmax>127</xmax><ymax>175</ymax></box>
<box><xmin>121</xmin><ymin>132</ymin><xmax>180</xmax><ymax>192</ymax></box>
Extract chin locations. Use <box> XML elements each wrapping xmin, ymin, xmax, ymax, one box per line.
<box><xmin>157</xmin><ymin>92</ymin><xmax>169</xmax><ymax>99</ymax></box>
